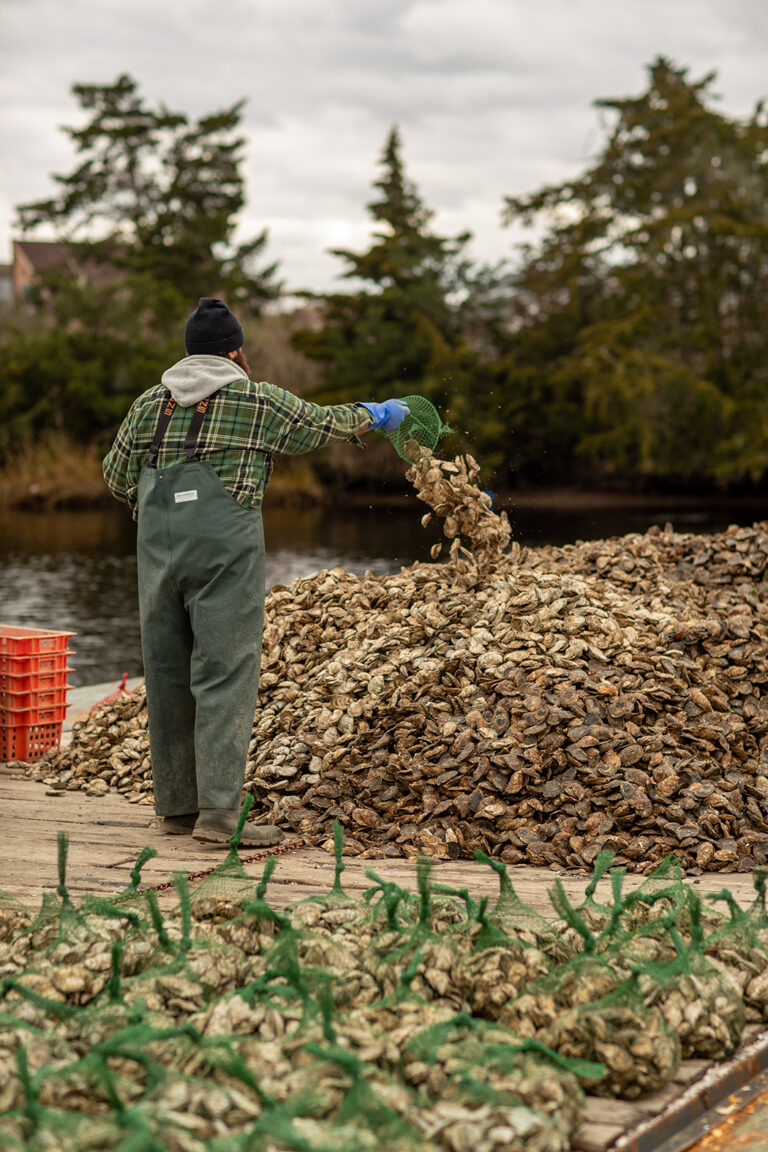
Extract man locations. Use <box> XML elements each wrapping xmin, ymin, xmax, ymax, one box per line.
<box><xmin>103</xmin><ymin>297</ymin><xmax>407</xmax><ymax>847</ymax></box>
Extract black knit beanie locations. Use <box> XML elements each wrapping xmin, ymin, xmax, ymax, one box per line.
<box><xmin>184</xmin><ymin>298</ymin><xmax>244</xmax><ymax>355</ymax></box>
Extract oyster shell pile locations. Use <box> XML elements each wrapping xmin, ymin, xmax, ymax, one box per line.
<box><xmin>25</xmin><ymin>448</ymin><xmax>768</xmax><ymax>874</ymax></box>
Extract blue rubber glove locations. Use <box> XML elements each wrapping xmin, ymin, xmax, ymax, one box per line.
<box><xmin>359</xmin><ymin>399</ymin><xmax>410</xmax><ymax>432</ymax></box>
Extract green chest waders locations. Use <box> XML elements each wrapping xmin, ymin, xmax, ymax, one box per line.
<box><xmin>136</xmin><ymin>394</ymin><xmax>266</xmax><ymax>816</ymax></box>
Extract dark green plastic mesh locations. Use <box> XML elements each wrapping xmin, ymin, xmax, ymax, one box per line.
<box><xmin>1</xmin><ymin>838</ymin><xmax>767</xmax><ymax>1150</ymax></box>
<box><xmin>382</xmin><ymin>395</ymin><xmax>452</xmax><ymax>462</ymax></box>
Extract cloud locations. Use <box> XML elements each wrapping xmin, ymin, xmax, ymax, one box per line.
<box><xmin>0</xmin><ymin>0</ymin><xmax>766</xmax><ymax>290</ymax></box>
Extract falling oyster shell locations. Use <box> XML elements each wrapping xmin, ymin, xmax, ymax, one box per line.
<box><xmin>402</xmin><ymin>438</ymin><xmax>425</xmax><ymax>463</ymax></box>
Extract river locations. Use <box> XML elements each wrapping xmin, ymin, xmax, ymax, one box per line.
<box><xmin>0</xmin><ymin>497</ymin><xmax>765</xmax><ymax>686</ymax></box>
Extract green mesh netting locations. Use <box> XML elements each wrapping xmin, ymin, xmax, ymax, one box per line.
<box><xmin>0</xmin><ymin>844</ymin><xmax>763</xmax><ymax>1150</ymax></box>
<box><xmin>382</xmin><ymin>395</ymin><xmax>452</xmax><ymax>462</ymax></box>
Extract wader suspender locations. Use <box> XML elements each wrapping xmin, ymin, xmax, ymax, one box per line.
<box><xmin>146</xmin><ymin>394</ymin><xmax>211</xmax><ymax>468</ymax></box>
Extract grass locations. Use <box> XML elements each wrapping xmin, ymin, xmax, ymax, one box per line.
<box><xmin>0</xmin><ymin>430</ymin><xmax>331</xmax><ymax>512</ymax></box>
<box><xmin>0</xmin><ymin>432</ymin><xmax>110</xmax><ymax>511</ymax></box>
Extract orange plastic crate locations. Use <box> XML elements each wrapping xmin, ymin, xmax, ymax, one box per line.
<box><xmin>0</xmin><ymin>625</ymin><xmax>75</xmax><ymax>657</ymax></box>
<box><xmin>0</xmin><ymin>626</ymin><xmax>75</xmax><ymax>677</ymax></box>
<box><xmin>0</xmin><ymin>650</ymin><xmax>71</xmax><ymax>676</ymax></box>
<box><xmin>0</xmin><ymin>685</ymin><xmax>69</xmax><ymax>711</ymax></box>
<box><xmin>0</xmin><ymin>667</ymin><xmax>72</xmax><ymax>694</ymax></box>
<box><xmin>0</xmin><ymin>720</ymin><xmax>62</xmax><ymax>762</ymax></box>
<box><xmin>0</xmin><ymin>701</ymin><xmax>67</xmax><ymax>726</ymax></box>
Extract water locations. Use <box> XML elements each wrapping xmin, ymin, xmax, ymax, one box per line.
<box><xmin>0</xmin><ymin>498</ymin><xmax>764</xmax><ymax>687</ymax></box>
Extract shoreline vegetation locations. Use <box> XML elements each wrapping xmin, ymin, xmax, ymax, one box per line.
<box><xmin>2</xmin><ymin>431</ymin><xmax>768</xmax><ymax>516</ymax></box>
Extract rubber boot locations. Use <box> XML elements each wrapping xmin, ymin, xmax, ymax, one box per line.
<box><xmin>149</xmin><ymin>812</ymin><xmax>198</xmax><ymax>835</ymax></box>
<box><xmin>192</xmin><ymin>808</ymin><xmax>284</xmax><ymax>848</ymax></box>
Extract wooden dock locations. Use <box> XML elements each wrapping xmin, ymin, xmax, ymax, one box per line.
<box><xmin>1</xmin><ymin>763</ymin><xmax>765</xmax><ymax>1152</ymax></box>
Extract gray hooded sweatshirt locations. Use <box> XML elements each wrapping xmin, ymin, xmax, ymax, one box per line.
<box><xmin>161</xmin><ymin>355</ymin><xmax>248</xmax><ymax>407</ymax></box>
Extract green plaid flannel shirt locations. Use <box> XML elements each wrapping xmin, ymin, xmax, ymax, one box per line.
<box><xmin>103</xmin><ymin>376</ymin><xmax>369</xmax><ymax>518</ymax></box>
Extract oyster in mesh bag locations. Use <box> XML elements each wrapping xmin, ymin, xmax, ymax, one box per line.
<box><xmin>189</xmin><ymin>875</ymin><xmax>260</xmax><ymax>925</ymax></box>
<box><xmin>25</xmin><ymin>835</ymin><xmax>118</xmax><ymax>956</ymax></box>
<box><xmin>467</xmin><ymin>937</ymin><xmax>551</xmax><ymax>1022</ymax></box>
<box><xmin>541</xmin><ymin>981</ymin><xmax>681</xmax><ymax>1099</ymax></box>
<box><xmin>266</xmin><ymin>1034</ymin><xmax>427</xmax><ymax>1150</ymax></box>
<box><xmin>0</xmin><ymin>1025</ymin><xmax>75</xmax><ymax>1114</ymax></box>
<box><xmin>245</xmin><ymin>1115</ymin><xmax>439</xmax><ymax>1152</ymax></box>
<box><xmin>291</xmin><ymin>820</ymin><xmax>367</xmax><ymax>938</ymax></box>
<box><xmin>135</xmin><ymin>1064</ymin><xmax>262</xmax><ymax>1140</ymax></box>
<box><xmin>226</xmin><ymin>985</ymin><xmax>307</xmax><ymax>1048</ymax></box>
<box><xmin>366</xmin><ymin>930</ymin><xmax>472</xmax><ymax>1008</ymax></box>
<box><xmin>0</xmin><ymin>938</ymin><xmax>33</xmax><ymax>981</ymax></box>
<box><xmin>62</xmin><ymin>997</ymin><xmax>175</xmax><ymax>1053</ymax></box>
<box><xmin>258</xmin><ymin>915</ymin><xmax>378</xmax><ymax>1012</ymax></box>
<box><xmin>363</xmin><ymin>861</ymin><xmax>474</xmax><ymax>1007</ymax></box>
<box><xmin>0</xmin><ymin>1107</ymin><xmax>123</xmax><ymax>1152</ymax></box>
<box><xmin>0</xmin><ymin>894</ymin><xmax>32</xmax><ymax>945</ymax></box>
<box><xmin>439</xmin><ymin>883</ymin><xmax>555</xmax><ymax>990</ymax></box>
<box><xmin>416</xmin><ymin>1084</ymin><xmax>572</xmax><ymax>1152</ymax></box>
<box><xmin>619</xmin><ymin>856</ymin><xmax>726</xmax><ymax>936</ymax></box>
<box><xmin>702</xmin><ymin>887</ymin><xmax>768</xmax><ymax>1022</ymax></box>
<box><xmin>636</xmin><ymin>954</ymin><xmax>746</xmax><ymax>1060</ymax></box>
<box><xmin>183</xmin><ymin>937</ymin><xmax>251</xmax><ymax>995</ymax></box>
<box><xmin>477</xmin><ymin>854</ymin><xmax>577</xmax><ymax>965</ymax></box>
<box><xmin>13</xmin><ymin>959</ymin><xmax>112</xmax><ymax>1010</ymax></box>
<box><xmin>283</xmin><ymin>1008</ymin><xmax>396</xmax><ymax>1072</ymax></box>
<box><xmin>122</xmin><ymin>954</ymin><xmax>205</xmax><ymax>1018</ymax></box>
<box><xmin>547</xmin><ymin>851</ymin><xmax>620</xmax><ymax>947</ymax></box>
<box><xmin>630</xmin><ymin>898</ymin><xmax>746</xmax><ymax>1060</ymax></box>
<box><xmin>196</xmin><ymin>857</ymin><xmax>289</xmax><ymax>958</ymax></box>
<box><xmin>344</xmin><ymin>995</ymin><xmax>458</xmax><ymax>1083</ymax></box>
<box><xmin>297</xmin><ymin>932</ymin><xmax>380</xmax><ymax>1010</ymax></box>
<box><xmin>184</xmin><ymin>799</ymin><xmax>269</xmax><ymax>924</ymax></box>
<box><xmin>550</xmin><ymin>852</ymin><xmax>688</xmax><ymax>956</ymax></box>
<box><xmin>365</xmin><ymin>859</ymin><xmax>471</xmax><ymax>942</ymax></box>
<box><xmin>499</xmin><ymin>953</ymin><xmax>622</xmax><ymax>1040</ymax></box>
<box><xmin>202</xmin><ymin>906</ymin><xmax>281</xmax><ymax>959</ymax></box>
<box><xmin>403</xmin><ymin>1013</ymin><xmax>596</xmax><ymax>1140</ymax></box>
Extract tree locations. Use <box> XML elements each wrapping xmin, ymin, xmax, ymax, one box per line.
<box><xmin>291</xmin><ymin>127</ymin><xmax>476</xmax><ymax>412</ymax></box>
<box><xmin>0</xmin><ymin>75</ymin><xmax>281</xmax><ymax>460</ymax></box>
<box><xmin>500</xmin><ymin>58</ymin><xmax>768</xmax><ymax>488</ymax></box>
<box><xmin>17</xmin><ymin>73</ymin><xmax>280</xmax><ymax>312</ymax></box>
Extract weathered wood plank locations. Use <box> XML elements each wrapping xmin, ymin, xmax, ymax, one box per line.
<box><xmin>582</xmin><ymin>1099</ymin><xmax>647</xmax><ymax>1125</ymax></box>
<box><xmin>571</xmin><ymin>1121</ymin><xmax>626</xmax><ymax>1152</ymax></box>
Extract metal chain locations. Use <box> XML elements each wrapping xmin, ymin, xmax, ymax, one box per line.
<box><xmin>140</xmin><ymin>835</ymin><xmax>311</xmax><ymax>894</ymax></box>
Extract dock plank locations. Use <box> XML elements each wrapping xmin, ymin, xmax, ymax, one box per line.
<box><xmin>572</xmin><ymin>1122</ymin><xmax>626</xmax><ymax>1152</ymax></box>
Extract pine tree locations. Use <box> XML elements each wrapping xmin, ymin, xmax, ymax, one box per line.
<box><xmin>500</xmin><ymin>58</ymin><xmax>768</xmax><ymax>487</ymax></box>
<box><xmin>17</xmin><ymin>74</ymin><xmax>280</xmax><ymax>312</ymax></box>
<box><xmin>292</xmin><ymin>126</ymin><xmax>473</xmax><ymax>409</ymax></box>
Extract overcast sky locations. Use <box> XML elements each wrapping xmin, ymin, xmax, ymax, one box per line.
<box><xmin>1</xmin><ymin>0</ymin><xmax>767</xmax><ymax>294</ymax></box>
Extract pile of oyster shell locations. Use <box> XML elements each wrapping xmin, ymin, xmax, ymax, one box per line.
<box><xmin>2</xmin><ymin>840</ymin><xmax>767</xmax><ymax>1150</ymax></box>
<box><xmin>27</xmin><ymin>447</ymin><xmax>768</xmax><ymax>874</ymax></box>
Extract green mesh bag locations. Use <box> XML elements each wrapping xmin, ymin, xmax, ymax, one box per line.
<box><xmin>382</xmin><ymin>395</ymin><xmax>452</xmax><ymax>462</ymax></box>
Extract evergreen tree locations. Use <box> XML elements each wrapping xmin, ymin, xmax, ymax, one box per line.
<box><xmin>500</xmin><ymin>58</ymin><xmax>768</xmax><ymax>488</ymax></box>
<box><xmin>17</xmin><ymin>73</ymin><xmax>280</xmax><ymax>312</ymax></box>
<box><xmin>1</xmin><ymin>75</ymin><xmax>281</xmax><ymax>458</ymax></box>
<box><xmin>292</xmin><ymin>127</ymin><xmax>474</xmax><ymax>412</ymax></box>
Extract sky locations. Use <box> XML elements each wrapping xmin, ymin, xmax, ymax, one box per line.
<box><xmin>1</xmin><ymin>0</ymin><xmax>767</xmax><ymax>295</ymax></box>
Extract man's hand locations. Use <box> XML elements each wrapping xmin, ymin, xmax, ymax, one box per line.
<box><xmin>359</xmin><ymin>400</ymin><xmax>410</xmax><ymax>431</ymax></box>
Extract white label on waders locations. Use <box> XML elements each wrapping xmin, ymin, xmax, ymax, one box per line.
<box><xmin>174</xmin><ymin>490</ymin><xmax>198</xmax><ymax>503</ymax></box>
